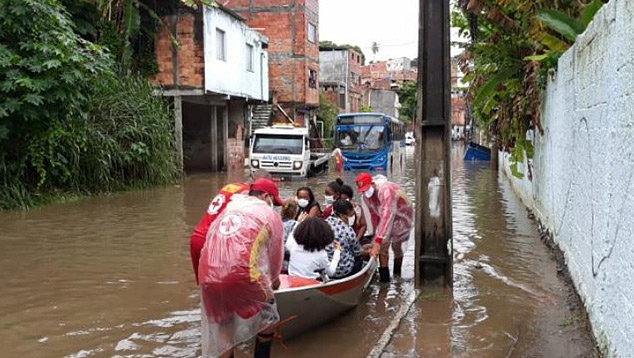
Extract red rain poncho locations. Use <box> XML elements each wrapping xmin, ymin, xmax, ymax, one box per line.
<box><xmin>361</xmin><ymin>176</ymin><xmax>413</xmax><ymax>246</ymax></box>
<box><xmin>190</xmin><ymin>182</ymin><xmax>250</xmax><ymax>284</ymax></box>
<box><xmin>198</xmin><ymin>196</ymin><xmax>284</xmax><ymax>358</ymax></box>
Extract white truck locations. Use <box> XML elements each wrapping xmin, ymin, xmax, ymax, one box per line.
<box><xmin>249</xmin><ymin>125</ymin><xmax>330</xmax><ymax>179</ymax></box>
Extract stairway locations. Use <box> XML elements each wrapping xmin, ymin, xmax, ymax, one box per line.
<box><xmin>251</xmin><ymin>104</ymin><xmax>272</xmax><ymax>132</ymax></box>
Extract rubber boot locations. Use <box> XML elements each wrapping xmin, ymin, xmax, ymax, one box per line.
<box><xmin>378</xmin><ymin>267</ymin><xmax>391</xmax><ymax>283</ymax></box>
<box><xmin>254</xmin><ymin>341</ymin><xmax>272</xmax><ymax>358</ymax></box>
<box><xmin>393</xmin><ymin>257</ymin><xmax>403</xmax><ymax>276</ymax></box>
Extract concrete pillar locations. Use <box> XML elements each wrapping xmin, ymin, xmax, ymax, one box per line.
<box><xmin>210</xmin><ymin>105</ymin><xmax>218</xmax><ymax>172</ymax></box>
<box><xmin>415</xmin><ymin>0</ymin><xmax>453</xmax><ymax>288</ymax></box>
<box><xmin>174</xmin><ymin>96</ymin><xmax>184</xmax><ymax>172</ymax></box>
<box><xmin>221</xmin><ymin>105</ymin><xmax>228</xmax><ymax>171</ymax></box>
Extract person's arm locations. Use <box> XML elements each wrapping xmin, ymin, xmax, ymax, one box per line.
<box><xmin>374</xmin><ymin>186</ymin><xmax>397</xmax><ymax>245</ymax></box>
<box><xmin>355</xmin><ymin>207</ymin><xmax>368</xmax><ymax>240</ymax></box>
<box><xmin>324</xmin><ymin>244</ymin><xmax>341</xmax><ymax>277</ymax></box>
<box><xmin>272</xmin><ymin>277</ymin><xmax>281</xmax><ymax>290</ymax></box>
<box><xmin>348</xmin><ymin>228</ymin><xmax>362</xmax><ymax>257</ymax></box>
<box><xmin>308</xmin><ymin>205</ymin><xmax>321</xmax><ymax>218</ymax></box>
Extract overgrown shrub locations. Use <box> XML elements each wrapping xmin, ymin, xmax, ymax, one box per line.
<box><xmin>0</xmin><ymin>0</ymin><xmax>177</xmax><ymax>210</ymax></box>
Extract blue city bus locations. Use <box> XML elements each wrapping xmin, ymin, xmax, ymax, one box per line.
<box><xmin>334</xmin><ymin>113</ymin><xmax>406</xmax><ymax>171</ymax></box>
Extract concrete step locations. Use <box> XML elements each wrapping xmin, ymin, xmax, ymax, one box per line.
<box><xmin>251</xmin><ymin>104</ymin><xmax>272</xmax><ymax>131</ymax></box>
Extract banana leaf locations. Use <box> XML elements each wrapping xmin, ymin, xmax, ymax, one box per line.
<box><xmin>536</xmin><ymin>9</ymin><xmax>584</xmax><ymax>43</ymax></box>
<box><xmin>581</xmin><ymin>0</ymin><xmax>604</xmax><ymax>28</ymax></box>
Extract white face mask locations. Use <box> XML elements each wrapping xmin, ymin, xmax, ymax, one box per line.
<box><xmin>347</xmin><ymin>215</ymin><xmax>356</xmax><ymax>227</ymax></box>
<box><xmin>297</xmin><ymin>198</ymin><xmax>309</xmax><ymax>208</ymax></box>
<box><xmin>325</xmin><ymin>195</ymin><xmax>335</xmax><ymax>205</ymax></box>
<box><xmin>364</xmin><ymin>186</ymin><xmax>375</xmax><ymax>199</ymax></box>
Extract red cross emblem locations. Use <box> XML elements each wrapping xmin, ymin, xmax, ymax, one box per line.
<box><xmin>218</xmin><ymin>214</ymin><xmax>242</xmax><ymax>236</ymax></box>
<box><xmin>207</xmin><ymin>194</ymin><xmax>226</xmax><ymax>215</ymax></box>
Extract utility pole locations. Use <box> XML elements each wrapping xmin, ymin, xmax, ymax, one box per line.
<box><xmin>415</xmin><ymin>0</ymin><xmax>453</xmax><ymax>288</ymax></box>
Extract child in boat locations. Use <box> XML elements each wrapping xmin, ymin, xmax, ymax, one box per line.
<box><xmin>339</xmin><ymin>184</ymin><xmax>368</xmax><ymax>242</ymax></box>
<box><xmin>280</xmin><ymin>200</ymin><xmax>299</xmax><ymax>273</ymax></box>
<box><xmin>322</xmin><ymin>178</ymin><xmax>343</xmax><ymax>218</ymax></box>
<box><xmin>295</xmin><ymin>187</ymin><xmax>322</xmax><ymax>218</ymax></box>
<box><xmin>286</xmin><ymin>217</ymin><xmax>341</xmax><ymax>280</ymax></box>
<box><xmin>325</xmin><ymin>200</ymin><xmax>363</xmax><ymax>279</ymax></box>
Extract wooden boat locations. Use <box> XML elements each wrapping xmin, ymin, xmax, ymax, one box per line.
<box><xmin>273</xmin><ymin>258</ymin><xmax>378</xmax><ymax>338</ymax></box>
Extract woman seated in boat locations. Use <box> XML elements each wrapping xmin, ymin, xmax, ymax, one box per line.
<box><xmin>295</xmin><ymin>187</ymin><xmax>322</xmax><ymax>218</ymax></box>
<box><xmin>322</xmin><ymin>179</ymin><xmax>343</xmax><ymax>218</ymax></box>
<box><xmin>325</xmin><ymin>200</ymin><xmax>363</xmax><ymax>279</ymax></box>
<box><xmin>339</xmin><ymin>184</ymin><xmax>368</xmax><ymax>243</ymax></box>
<box><xmin>286</xmin><ymin>217</ymin><xmax>341</xmax><ymax>280</ymax></box>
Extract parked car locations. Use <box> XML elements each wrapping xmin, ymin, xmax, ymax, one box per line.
<box><xmin>405</xmin><ymin>131</ymin><xmax>415</xmax><ymax>146</ymax></box>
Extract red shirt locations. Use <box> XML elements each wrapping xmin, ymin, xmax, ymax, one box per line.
<box><xmin>190</xmin><ymin>182</ymin><xmax>250</xmax><ymax>284</ymax></box>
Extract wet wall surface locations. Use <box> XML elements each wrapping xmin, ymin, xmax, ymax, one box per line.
<box><xmin>0</xmin><ymin>145</ymin><xmax>597</xmax><ymax>358</ymax></box>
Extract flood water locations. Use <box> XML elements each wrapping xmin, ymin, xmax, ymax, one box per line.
<box><xmin>0</xmin><ymin>144</ymin><xmax>597</xmax><ymax>358</ymax></box>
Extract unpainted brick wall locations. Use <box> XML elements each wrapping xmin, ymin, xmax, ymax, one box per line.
<box><xmin>226</xmin><ymin>0</ymin><xmax>319</xmax><ymax>107</ymax></box>
<box><xmin>151</xmin><ymin>12</ymin><xmax>204</xmax><ymax>88</ymax></box>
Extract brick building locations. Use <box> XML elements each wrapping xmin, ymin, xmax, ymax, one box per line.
<box><xmin>224</xmin><ymin>0</ymin><xmax>320</xmax><ymax>127</ymax></box>
<box><xmin>152</xmin><ymin>4</ymin><xmax>269</xmax><ymax>172</ymax></box>
<box><xmin>361</xmin><ymin>58</ymin><xmax>417</xmax><ymax>90</ymax></box>
<box><xmin>319</xmin><ymin>46</ymin><xmax>364</xmax><ymax>113</ymax></box>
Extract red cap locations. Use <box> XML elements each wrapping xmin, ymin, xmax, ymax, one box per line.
<box><xmin>355</xmin><ymin>172</ymin><xmax>373</xmax><ymax>192</ymax></box>
<box><xmin>251</xmin><ymin>178</ymin><xmax>284</xmax><ymax>206</ymax></box>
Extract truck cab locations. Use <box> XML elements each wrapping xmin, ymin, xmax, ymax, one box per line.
<box><xmin>250</xmin><ymin>125</ymin><xmax>328</xmax><ymax>178</ymax></box>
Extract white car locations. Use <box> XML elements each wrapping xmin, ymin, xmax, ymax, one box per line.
<box><xmin>405</xmin><ymin>132</ymin><xmax>415</xmax><ymax>146</ymax></box>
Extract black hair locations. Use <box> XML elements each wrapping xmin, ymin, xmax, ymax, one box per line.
<box><xmin>294</xmin><ymin>217</ymin><xmax>334</xmax><ymax>252</ymax></box>
<box><xmin>340</xmin><ymin>184</ymin><xmax>354</xmax><ymax>199</ymax></box>
<box><xmin>326</xmin><ymin>178</ymin><xmax>344</xmax><ymax>194</ymax></box>
<box><xmin>296</xmin><ymin>186</ymin><xmax>316</xmax><ymax>203</ymax></box>
<box><xmin>249</xmin><ymin>190</ymin><xmax>265</xmax><ymax>197</ymax></box>
<box><xmin>333</xmin><ymin>200</ymin><xmax>354</xmax><ymax>216</ymax></box>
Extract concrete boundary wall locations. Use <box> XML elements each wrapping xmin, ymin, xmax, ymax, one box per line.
<box><xmin>500</xmin><ymin>0</ymin><xmax>634</xmax><ymax>356</ymax></box>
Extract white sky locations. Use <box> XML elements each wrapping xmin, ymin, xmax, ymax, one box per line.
<box><xmin>319</xmin><ymin>0</ymin><xmax>465</xmax><ymax>62</ymax></box>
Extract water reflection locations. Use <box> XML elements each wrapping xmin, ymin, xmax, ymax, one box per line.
<box><xmin>0</xmin><ymin>145</ymin><xmax>593</xmax><ymax>358</ymax></box>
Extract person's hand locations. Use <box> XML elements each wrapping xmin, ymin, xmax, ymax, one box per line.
<box><xmin>297</xmin><ymin>212</ymin><xmax>309</xmax><ymax>222</ymax></box>
<box><xmin>334</xmin><ymin>241</ymin><xmax>341</xmax><ymax>251</ymax></box>
<box><xmin>370</xmin><ymin>242</ymin><xmax>380</xmax><ymax>258</ymax></box>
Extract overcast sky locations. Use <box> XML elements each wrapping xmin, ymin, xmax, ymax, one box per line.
<box><xmin>319</xmin><ymin>0</ymin><xmax>419</xmax><ymax>61</ymax></box>
<box><xmin>319</xmin><ymin>1</ymin><xmax>465</xmax><ymax>63</ymax></box>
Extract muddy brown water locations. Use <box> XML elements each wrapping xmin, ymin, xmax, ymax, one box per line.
<box><xmin>0</xmin><ymin>145</ymin><xmax>597</xmax><ymax>358</ymax></box>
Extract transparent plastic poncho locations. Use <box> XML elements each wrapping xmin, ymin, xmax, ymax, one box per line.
<box><xmin>361</xmin><ymin>177</ymin><xmax>414</xmax><ymax>246</ymax></box>
<box><xmin>198</xmin><ymin>196</ymin><xmax>284</xmax><ymax>358</ymax></box>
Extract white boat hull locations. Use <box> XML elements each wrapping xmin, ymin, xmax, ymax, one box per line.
<box><xmin>273</xmin><ymin>258</ymin><xmax>378</xmax><ymax>338</ymax></box>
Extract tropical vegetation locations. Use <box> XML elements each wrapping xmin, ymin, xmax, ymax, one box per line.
<box><xmin>0</xmin><ymin>0</ymin><xmax>210</xmax><ymax>209</ymax></box>
<box><xmin>453</xmin><ymin>0</ymin><xmax>606</xmax><ymax>178</ymax></box>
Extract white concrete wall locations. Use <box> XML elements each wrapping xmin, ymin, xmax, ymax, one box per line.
<box><xmin>500</xmin><ymin>1</ymin><xmax>634</xmax><ymax>356</ymax></box>
<box><xmin>203</xmin><ymin>6</ymin><xmax>269</xmax><ymax>101</ymax></box>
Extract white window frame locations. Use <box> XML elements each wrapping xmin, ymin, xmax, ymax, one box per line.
<box><xmin>246</xmin><ymin>43</ymin><xmax>254</xmax><ymax>72</ymax></box>
<box><xmin>307</xmin><ymin>22</ymin><xmax>317</xmax><ymax>43</ymax></box>
<box><xmin>216</xmin><ymin>28</ymin><xmax>226</xmax><ymax>61</ymax></box>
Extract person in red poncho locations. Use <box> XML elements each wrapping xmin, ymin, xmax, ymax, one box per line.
<box><xmin>355</xmin><ymin>172</ymin><xmax>413</xmax><ymax>283</ymax></box>
<box><xmin>199</xmin><ymin>178</ymin><xmax>284</xmax><ymax>358</ymax></box>
<box><xmin>189</xmin><ymin>170</ymin><xmax>280</xmax><ymax>284</ymax></box>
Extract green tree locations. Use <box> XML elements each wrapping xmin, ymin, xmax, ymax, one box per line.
<box><xmin>0</xmin><ymin>0</ymin><xmax>177</xmax><ymax>209</ymax></box>
<box><xmin>398</xmin><ymin>81</ymin><xmax>417</xmax><ymax>123</ymax></box>
<box><xmin>317</xmin><ymin>94</ymin><xmax>338</xmax><ymax>140</ymax></box>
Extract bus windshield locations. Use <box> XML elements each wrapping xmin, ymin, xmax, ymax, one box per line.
<box><xmin>336</xmin><ymin>125</ymin><xmax>385</xmax><ymax>152</ymax></box>
<box><xmin>253</xmin><ymin>134</ymin><xmax>304</xmax><ymax>155</ymax></box>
